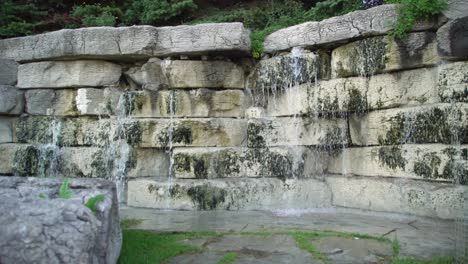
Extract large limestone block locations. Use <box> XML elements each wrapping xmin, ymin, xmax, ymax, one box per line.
<box><xmin>76</xmin><ymin>87</ymin><xmax>123</xmax><ymax>116</ymax></box>
<box><xmin>172</xmin><ymin>147</ymin><xmax>328</xmax><ymax>179</ymax></box>
<box><xmin>127</xmin><ymin>177</ymin><xmax>331</xmax><ymax>210</ymax></box>
<box><xmin>25</xmin><ymin>89</ymin><xmax>78</xmax><ymax>116</ymax></box>
<box><xmin>328</xmin><ymin>144</ymin><xmax>468</xmax><ymax>183</ymax></box>
<box><xmin>438</xmin><ymin>61</ymin><xmax>468</xmax><ymax>103</ymax></box>
<box><xmin>0</xmin><ymin>85</ymin><xmax>24</xmax><ymax>115</ymax></box>
<box><xmin>247</xmin><ymin>117</ymin><xmax>348</xmax><ymax>147</ymax></box>
<box><xmin>327</xmin><ymin>175</ymin><xmax>466</xmax><ymax>219</ymax></box>
<box><xmin>0</xmin><ymin>117</ymin><xmax>15</xmax><ymax>143</ymax></box>
<box><xmin>246</xmin><ymin>49</ymin><xmax>330</xmax><ymax>92</ymax></box>
<box><xmin>263</xmin><ymin>4</ymin><xmax>438</xmax><ymax>53</ymax></box>
<box><xmin>264</xmin><ymin>67</ymin><xmax>438</xmax><ymax>117</ymax></box>
<box><xmin>0</xmin><ymin>144</ymin><xmax>38</xmax><ymax>175</ymax></box>
<box><xmin>331</xmin><ymin>32</ymin><xmax>438</xmax><ymax>78</ymax></box>
<box><xmin>0</xmin><ymin>23</ymin><xmax>250</xmax><ymax>62</ymax></box>
<box><xmin>437</xmin><ymin>16</ymin><xmax>468</xmax><ymax>60</ymax></box>
<box><xmin>350</xmin><ymin>104</ymin><xmax>468</xmax><ymax>146</ymax></box>
<box><xmin>0</xmin><ymin>59</ymin><xmax>18</xmax><ymax>85</ymax></box>
<box><xmin>0</xmin><ymin>177</ymin><xmax>121</xmax><ymax>264</ymax></box>
<box><xmin>124</xmin><ymin>58</ymin><xmax>169</xmax><ymax>91</ymax></box>
<box><xmin>164</xmin><ymin>60</ymin><xmax>245</xmax><ymax>89</ymax></box>
<box><xmin>17</xmin><ymin>60</ymin><xmax>122</xmax><ymax>88</ymax></box>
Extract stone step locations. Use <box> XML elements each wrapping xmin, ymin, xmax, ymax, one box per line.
<box><xmin>0</xmin><ymin>23</ymin><xmax>251</xmax><ymax>62</ymax></box>
<box><xmin>0</xmin><ymin>144</ymin><xmax>169</xmax><ymax>178</ymax></box>
<box><xmin>326</xmin><ymin>175</ymin><xmax>466</xmax><ymax>219</ymax></box>
<box><xmin>172</xmin><ymin>147</ymin><xmax>328</xmax><ymax>179</ymax></box>
<box><xmin>126</xmin><ymin>59</ymin><xmax>245</xmax><ymax>89</ymax></box>
<box><xmin>263</xmin><ymin>67</ymin><xmax>439</xmax><ymax>117</ymax></box>
<box><xmin>263</xmin><ymin>4</ymin><xmax>439</xmax><ymax>53</ymax></box>
<box><xmin>350</xmin><ymin>103</ymin><xmax>468</xmax><ymax>146</ymax></box>
<box><xmin>328</xmin><ymin>144</ymin><xmax>468</xmax><ymax>183</ymax></box>
<box><xmin>331</xmin><ymin>32</ymin><xmax>438</xmax><ymax>78</ymax></box>
<box><xmin>127</xmin><ymin>177</ymin><xmax>332</xmax><ymax>210</ymax></box>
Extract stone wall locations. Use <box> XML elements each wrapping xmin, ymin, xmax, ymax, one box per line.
<box><xmin>0</xmin><ymin>5</ymin><xmax>466</xmax><ymax>219</ymax></box>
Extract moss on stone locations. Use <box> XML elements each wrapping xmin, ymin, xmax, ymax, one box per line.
<box><xmin>413</xmin><ymin>152</ymin><xmax>441</xmax><ymax>179</ymax></box>
<box><xmin>348</xmin><ymin>88</ymin><xmax>367</xmax><ymax>114</ymax></box>
<box><xmin>13</xmin><ymin>146</ymin><xmax>39</xmax><ymax>176</ymax></box>
<box><xmin>214</xmin><ymin>150</ymin><xmax>240</xmax><ymax>178</ymax></box>
<box><xmin>120</xmin><ymin>121</ymin><xmax>142</xmax><ymax>146</ymax></box>
<box><xmin>173</xmin><ymin>153</ymin><xmax>191</xmax><ymax>172</ymax></box>
<box><xmin>187</xmin><ymin>185</ymin><xmax>226</xmax><ymax>210</ymax></box>
<box><xmin>378</xmin><ymin>146</ymin><xmax>406</xmax><ymax>170</ymax></box>
<box><xmin>169</xmin><ymin>184</ymin><xmax>182</xmax><ymax>198</ymax></box>
<box><xmin>193</xmin><ymin>158</ymin><xmax>207</xmax><ymax>179</ymax></box>
<box><xmin>247</xmin><ymin>121</ymin><xmax>267</xmax><ymax>148</ymax></box>
<box><xmin>90</xmin><ymin>150</ymin><xmax>108</xmax><ymax>178</ymax></box>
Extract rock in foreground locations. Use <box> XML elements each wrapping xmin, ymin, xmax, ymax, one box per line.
<box><xmin>0</xmin><ymin>177</ymin><xmax>121</xmax><ymax>264</ymax></box>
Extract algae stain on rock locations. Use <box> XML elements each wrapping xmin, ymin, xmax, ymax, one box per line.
<box><xmin>187</xmin><ymin>185</ymin><xmax>227</xmax><ymax>210</ymax></box>
<box><xmin>378</xmin><ymin>146</ymin><xmax>407</xmax><ymax>170</ymax></box>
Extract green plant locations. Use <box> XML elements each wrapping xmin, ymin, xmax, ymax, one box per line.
<box><xmin>121</xmin><ymin>218</ymin><xmax>145</xmax><ymax>229</ymax></box>
<box><xmin>59</xmin><ymin>178</ymin><xmax>73</xmax><ymax>199</ymax></box>
<box><xmin>85</xmin><ymin>194</ymin><xmax>106</xmax><ymax>213</ymax></box>
<box><xmin>38</xmin><ymin>193</ymin><xmax>47</xmax><ymax>199</ymax></box>
<box><xmin>0</xmin><ymin>0</ymin><xmax>46</xmax><ymax>38</ymax></box>
<box><xmin>385</xmin><ymin>0</ymin><xmax>447</xmax><ymax>39</ymax></box>
<box><xmin>71</xmin><ymin>4</ymin><xmax>124</xmax><ymax>27</ymax></box>
<box><xmin>392</xmin><ymin>235</ymin><xmax>401</xmax><ymax>256</ymax></box>
<box><xmin>124</xmin><ymin>0</ymin><xmax>197</xmax><ymax>25</ymax></box>
<box><xmin>391</xmin><ymin>256</ymin><xmax>453</xmax><ymax>264</ymax></box>
<box><xmin>216</xmin><ymin>252</ymin><xmax>237</xmax><ymax>264</ymax></box>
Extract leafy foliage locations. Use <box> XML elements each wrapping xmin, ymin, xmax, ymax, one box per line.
<box><xmin>0</xmin><ymin>1</ymin><xmax>46</xmax><ymax>38</ymax></box>
<box><xmin>85</xmin><ymin>194</ymin><xmax>106</xmax><ymax>212</ymax></box>
<box><xmin>59</xmin><ymin>178</ymin><xmax>73</xmax><ymax>199</ymax></box>
<box><xmin>123</xmin><ymin>0</ymin><xmax>197</xmax><ymax>25</ymax></box>
<box><xmin>71</xmin><ymin>5</ymin><xmax>124</xmax><ymax>27</ymax></box>
<box><xmin>385</xmin><ymin>0</ymin><xmax>447</xmax><ymax>39</ymax></box>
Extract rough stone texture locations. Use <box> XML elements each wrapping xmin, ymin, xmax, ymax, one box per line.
<box><xmin>0</xmin><ymin>117</ymin><xmax>15</xmax><ymax>143</ymax></box>
<box><xmin>26</xmin><ymin>89</ymin><xmax>78</xmax><ymax>116</ymax></box>
<box><xmin>331</xmin><ymin>32</ymin><xmax>438</xmax><ymax>78</ymax></box>
<box><xmin>17</xmin><ymin>60</ymin><xmax>122</xmax><ymax>88</ymax></box>
<box><xmin>326</xmin><ymin>175</ymin><xmax>466</xmax><ymax>219</ymax></box>
<box><xmin>350</xmin><ymin>104</ymin><xmax>468</xmax><ymax>146</ymax></box>
<box><xmin>0</xmin><ymin>176</ymin><xmax>121</xmax><ymax>264</ymax></box>
<box><xmin>127</xmin><ymin>177</ymin><xmax>331</xmax><ymax>210</ymax></box>
<box><xmin>328</xmin><ymin>144</ymin><xmax>468</xmax><ymax>183</ymax></box>
<box><xmin>0</xmin><ymin>85</ymin><xmax>24</xmax><ymax>115</ymax></box>
<box><xmin>76</xmin><ymin>87</ymin><xmax>123</xmax><ymax>116</ymax></box>
<box><xmin>0</xmin><ymin>59</ymin><xmax>18</xmax><ymax>85</ymax></box>
<box><xmin>164</xmin><ymin>60</ymin><xmax>245</xmax><ymax>89</ymax></box>
<box><xmin>263</xmin><ymin>4</ymin><xmax>439</xmax><ymax>53</ymax></box>
<box><xmin>0</xmin><ymin>23</ymin><xmax>251</xmax><ymax>62</ymax></box>
<box><xmin>437</xmin><ymin>16</ymin><xmax>468</xmax><ymax>60</ymax></box>
<box><xmin>438</xmin><ymin>61</ymin><xmax>468</xmax><ymax>103</ymax></box>
<box><xmin>247</xmin><ymin>117</ymin><xmax>348</xmax><ymax>147</ymax></box>
<box><xmin>443</xmin><ymin>0</ymin><xmax>468</xmax><ymax>19</ymax></box>
<box><xmin>172</xmin><ymin>147</ymin><xmax>328</xmax><ymax>179</ymax></box>
<box><xmin>246</xmin><ymin>49</ymin><xmax>330</xmax><ymax>92</ymax></box>
<box><xmin>264</xmin><ymin>67</ymin><xmax>438</xmax><ymax>117</ymax></box>
<box><xmin>125</xmin><ymin>58</ymin><xmax>169</xmax><ymax>91</ymax></box>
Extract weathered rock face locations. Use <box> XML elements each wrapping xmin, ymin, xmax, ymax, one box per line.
<box><xmin>26</xmin><ymin>89</ymin><xmax>78</xmax><ymax>116</ymax></box>
<box><xmin>0</xmin><ymin>117</ymin><xmax>15</xmax><ymax>143</ymax></box>
<box><xmin>438</xmin><ymin>61</ymin><xmax>468</xmax><ymax>103</ymax></box>
<box><xmin>331</xmin><ymin>32</ymin><xmax>438</xmax><ymax>78</ymax></box>
<box><xmin>127</xmin><ymin>177</ymin><xmax>331</xmax><ymax>210</ymax></box>
<box><xmin>0</xmin><ymin>176</ymin><xmax>121</xmax><ymax>264</ymax></box>
<box><xmin>0</xmin><ymin>59</ymin><xmax>18</xmax><ymax>85</ymax></box>
<box><xmin>443</xmin><ymin>0</ymin><xmax>468</xmax><ymax>19</ymax></box>
<box><xmin>18</xmin><ymin>60</ymin><xmax>122</xmax><ymax>89</ymax></box>
<box><xmin>263</xmin><ymin>4</ymin><xmax>439</xmax><ymax>53</ymax></box>
<box><xmin>0</xmin><ymin>23</ymin><xmax>251</xmax><ymax>62</ymax></box>
<box><xmin>437</xmin><ymin>16</ymin><xmax>468</xmax><ymax>60</ymax></box>
<box><xmin>0</xmin><ymin>85</ymin><xmax>24</xmax><ymax>115</ymax></box>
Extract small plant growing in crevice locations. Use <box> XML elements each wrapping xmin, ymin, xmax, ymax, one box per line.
<box><xmin>59</xmin><ymin>178</ymin><xmax>73</xmax><ymax>199</ymax></box>
<box><xmin>85</xmin><ymin>194</ymin><xmax>106</xmax><ymax>213</ymax></box>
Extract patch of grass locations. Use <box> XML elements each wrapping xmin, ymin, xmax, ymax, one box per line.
<box><xmin>118</xmin><ymin>230</ymin><xmax>217</xmax><ymax>264</ymax></box>
<box><xmin>85</xmin><ymin>194</ymin><xmax>105</xmax><ymax>213</ymax></box>
<box><xmin>216</xmin><ymin>252</ymin><xmax>237</xmax><ymax>264</ymax></box>
<box><xmin>392</xmin><ymin>236</ymin><xmax>401</xmax><ymax>257</ymax></box>
<box><xmin>391</xmin><ymin>256</ymin><xmax>453</xmax><ymax>264</ymax></box>
<box><xmin>121</xmin><ymin>218</ymin><xmax>145</xmax><ymax>229</ymax></box>
<box><xmin>58</xmin><ymin>178</ymin><xmax>72</xmax><ymax>199</ymax></box>
<box><xmin>291</xmin><ymin>232</ymin><xmax>330</xmax><ymax>264</ymax></box>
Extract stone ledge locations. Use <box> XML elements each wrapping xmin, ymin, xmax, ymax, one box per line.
<box><xmin>328</xmin><ymin>144</ymin><xmax>468</xmax><ymax>183</ymax></box>
<box><xmin>263</xmin><ymin>4</ymin><xmax>439</xmax><ymax>53</ymax></box>
<box><xmin>0</xmin><ymin>23</ymin><xmax>251</xmax><ymax>62</ymax></box>
<box><xmin>326</xmin><ymin>175</ymin><xmax>466</xmax><ymax>219</ymax></box>
<box><xmin>127</xmin><ymin>177</ymin><xmax>331</xmax><ymax>210</ymax></box>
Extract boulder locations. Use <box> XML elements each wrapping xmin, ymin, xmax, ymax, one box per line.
<box><xmin>331</xmin><ymin>32</ymin><xmax>438</xmax><ymax>78</ymax></box>
<box><xmin>437</xmin><ymin>16</ymin><xmax>468</xmax><ymax>60</ymax></box>
<box><xmin>263</xmin><ymin>4</ymin><xmax>439</xmax><ymax>53</ymax></box>
<box><xmin>0</xmin><ymin>176</ymin><xmax>121</xmax><ymax>264</ymax></box>
<box><xmin>326</xmin><ymin>175</ymin><xmax>466</xmax><ymax>219</ymax></box>
<box><xmin>0</xmin><ymin>23</ymin><xmax>251</xmax><ymax>62</ymax></box>
<box><xmin>127</xmin><ymin>177</ymin><xmax>331</xmax><ymax>210</ymax></box>
<box><xmin>17</xmin><ymin>61</ymin><xmax>122</xmax><ymax>88</ymax></box>
<box><xmin>443</xmin><ymin>0</ymin><xmax>468</xmax><ymax>19</ymax></box>
<box><xmin>349</xmin><ymin>103</ymin><xmax>468</xmax><ymax>146</ymax></box>
<box><xmin>172</xmin><ymin>147</ymin><xmax>328</xmax><ymax>179</ymax></box>
<box><xmin>438</xmin><ymin>61</ymin><xmax>468</xmax><ymax>102</ymax></box>
<box><xmin>0</xmin><ymin>59</ymin><xmax>18</xmax><ymax>85</ymax></box>
<box><xmin>328</xmin><ymin>144</ymin><xmax>468</xmax><ymax>183</ymax></box>
<box><xmin>0</xmin><ymin>85</ymin><xmax>24</xmax><ymax>115</ymax></box>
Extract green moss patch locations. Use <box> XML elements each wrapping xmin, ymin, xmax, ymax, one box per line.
<box><xmin>187</xmin><ymin>185</ymin><xmax>227</xmax><ymax>210</ymax></box>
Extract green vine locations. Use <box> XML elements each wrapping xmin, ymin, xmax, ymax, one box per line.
<box><xmin>385</xmin><ymin>0</ymin><xmax>447</xmax><ymax>39</ymax></box>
